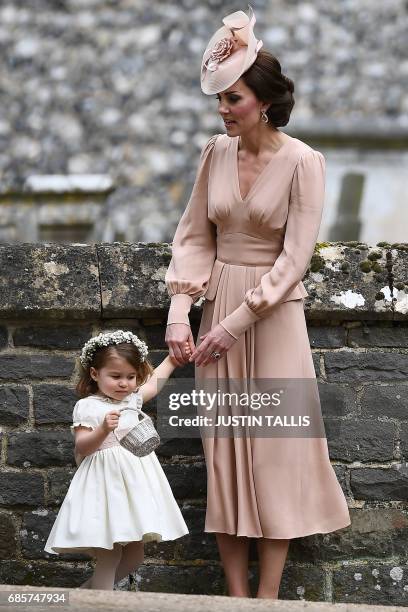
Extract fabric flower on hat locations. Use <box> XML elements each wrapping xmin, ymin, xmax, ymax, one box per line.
<box><xmin>205</xmin><ymin>37</ymin><xmax>235</xmax><ymax>72</ymax></box>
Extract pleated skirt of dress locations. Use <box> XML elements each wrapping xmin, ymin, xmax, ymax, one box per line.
<box><xmin>195</xmin><ymin>261</ymin><xmax>351</xmax><ymax>539</ymax></box>
<box><xmin>44</xmin><ymin>447</ymin><xmax>188</xmax><ymax>555</ymax></box>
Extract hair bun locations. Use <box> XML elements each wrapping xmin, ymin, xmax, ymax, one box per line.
<box><xmin>283</xmin><ymin>74</ymin><xmax>294</xmax><ymax>94</ymax></box>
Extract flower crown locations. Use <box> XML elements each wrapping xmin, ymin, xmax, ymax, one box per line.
<box><xmin>80</xmin><ymin>330</ymin><xmax>149</xmax><ymax>368</ymax></box>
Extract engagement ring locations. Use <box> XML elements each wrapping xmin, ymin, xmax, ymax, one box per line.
<box><xmin>211</xmin><ymin>351</ymin><xmax>221</xmax><ymax>360</ymax></box>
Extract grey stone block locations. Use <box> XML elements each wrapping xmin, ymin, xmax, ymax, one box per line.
<box><xmin>0</xmin><ymin>386</ymin><xmax>29</xmax><ymax>425</ymax></box>
<box><xmin>275</xmin><ymin>563</ymin><xmax>326</xmax><ymax>602</ymax></box>
<box><xmin>318</xmin><ymin>383</ymin><xmax>358</xmax><ymax>418</ymax></box>
<box><xmin>0</xmin><ymin>472</ymin><xmax>44</xmax><ymax>505</ymax></box>
<box><xmin>350</xmin><ymin>466</ymin><xmax>408</xmax><ymax>501</ymax></box>
<box><xmin>0</xmin><ymin>512</ymin><xmax>17</xmax><ymax>559</ymax></box>
<box><xmin>33</xmin><ymin>385</ymin><xmax>78</xmax><ymax>425</ymax></box>
<box><xmin>308</xmin><ymin>325</ymin><xmax>346</xmax><ymax>348</ymax></box>
<box><xmin>290</xmin><ymin>508</ymin><xmax>408</xmax><ymax>562</ymax></box>
<box><xmin>400</xmin><ymin>424</ymin><xmax>408</xmax><ymax>459</ymax></box>
<box><xmin>333</xmin><ymin>562</ymin><xmax>408</xmax><ymax>605</ymax></box>
<box><xmin>47</xmin><ymin>467</ymin><xmax>77</xmax><ymax>505</ymax></box>
<box><xmin>348</xmin><ymin>324</ymin><xmax>408</xmax><ymax>347</ymax></box>
<box><xmin>304</xmin><ymin>245</ymin><xmax>393</xmax><ymax>321</ymax></box>
<box><xmin>312</xmin><ymin>353</ymin><xmax>320</xmax><ymax>376</ymax></box>
<box><xmin>162</xmin><ymin>462</ymin><xmax>207</xmax><ymax>500</ymax></box>
<box><xmin>0</xmin><ymin>244</ymin><xmax>100</xmax><ymax>320</ymax></box>
<box><xmin>361</xmin><ymin>384</ymin><xmax>408</xmax><ymax>419</ymax></box>
<box><xmin>143</xmin><ymin>539</ymin><xmax>177</xmax><ymax>562</ymax></box>
<box><xmin>0</xmin><ymin>354</ymin><xmax>74</xmax><ymax>381</ymax></box>
<box><xmin>333</xmin><ymin>464</ymin><xmax>349</xmax><ymax>496</ymax></box>
<box><xmin>0</xmin><ymin>327</ymin><xmax>7</xmax><ymax>349</ymax></box>
<box><xmin>175</xmin><ymin>506</ymin><xmax>218</xmax><ymax>561</ymax></box>
<box><xmin>325</xmin><ymin>420</ymin><xmax>394</xmax><ymax>462</ymax></box>
<box><xmin>135</xmin><ymin>564</ymin><xmax>225</xmax><ymax>595</ymax></box>
<box><xmin>156</xmin><ymin>438</ymin><xmax>204</xmax><ymax>458</ymax></box>
<box><xmin>13</xmin><ymin>325</ymin><xmax>93</xmax><ymax>349</ymax></box>
<box><xmin>0</xmin><ymin>560</ymin><xmax>92</xmax><ymax>587</ymax></box>
<box><xmin>140</xmin><ymin>322</ymin><xmax>169</xmax><ymax>349</ymax></box>
<box><xmin>325</xmin><ymin>351</ymin><xmax>408</xmax><ymax>382</ymax></box>
<box><xmin>7</xmin><ymin>431</ymin><xmax>75</xmax><ymax>468</ymax></box>
<box><xmin>97</xmin><ymin>243</ymin><xmax>174</xmax><ymax>318</ymax></box>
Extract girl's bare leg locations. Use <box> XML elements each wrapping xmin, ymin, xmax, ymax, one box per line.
<box><xmin>256</xmin><ymin>538</ymin><xmax>290</xmax><ymax>599</ymax></box>
<box><xmin>215</xmin><ymin>533</ymin><xmax>251</xmax><ymax>597</ymax></box>
<box><xmin>83</xmin><ymin>544</ymin><xmax>123</xmax><ymax>590</ymax></box>
<box><xmin>114</xmin><ymin>541</ymin><xmax>144</xmax><ymax>583</ymax></box>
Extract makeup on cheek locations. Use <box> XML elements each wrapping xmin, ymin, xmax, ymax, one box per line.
<box><xmin>230</xmin><ymin>98</ymin><xmax>259</xmax><ymax>122</ymax></box>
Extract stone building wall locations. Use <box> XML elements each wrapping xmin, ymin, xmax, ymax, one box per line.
<box><xmin>0</xmin><ymin>241</ymin><xmax>407</xmax><ymax>605</ymax></box>
<box><xmin>0</xmin><ymin>1</ymin><xmax>407</xmax><ymax>245</ymax></box>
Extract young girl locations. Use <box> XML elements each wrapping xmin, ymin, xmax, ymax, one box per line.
<box><xmin>44</xmin><ymin>329</ymin><xmax>190</xmax><ymax>590</ymax></box>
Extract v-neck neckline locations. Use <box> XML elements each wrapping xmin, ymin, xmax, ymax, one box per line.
<box><xmin>233</xmin><ymin>134</ymin><xmax>292</xmax><ymax>203</ymax></box>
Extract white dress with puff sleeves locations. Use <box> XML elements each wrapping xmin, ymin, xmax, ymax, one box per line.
<box><xmin>44</xmin><ymin>390</ymin><xmax>188</xmax><ymax>555</ymax></box>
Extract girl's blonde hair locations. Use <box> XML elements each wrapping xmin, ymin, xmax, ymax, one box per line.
<box><xmin>76</xmin><ymin>342</ymin><xmax>154</xmax><ymax>398</ymax></box>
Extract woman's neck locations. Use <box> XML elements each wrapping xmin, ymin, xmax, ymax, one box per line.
<box><xmin>238</xmin><ymin>126</ymin><xmax>287</xmax><ymax>157</ymax></box>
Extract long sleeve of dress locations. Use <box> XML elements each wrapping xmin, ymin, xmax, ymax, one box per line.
<box><xmin>219</xmin><ymin>149</ymin><xmax>326</xmax><ymax>340</ymax></box>
<box><xmin>164</xmin><ymin>135</ymin><xmax>219</xmax><ymax>326</ymax></box>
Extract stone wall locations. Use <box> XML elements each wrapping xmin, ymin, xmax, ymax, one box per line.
<box><xmin>2</xmin><ymin>0</ymin><xmax>406</xmax><ymax>192</ymax></box>
<box><xmin>0</xmin><ymin>241</ymin><xmax>408</xmax><ymax>606</ymax></box>
<box><xmin>1</xmin><ymin>0</ymin><xmax>407</xmax><ymax>245</ymax></box>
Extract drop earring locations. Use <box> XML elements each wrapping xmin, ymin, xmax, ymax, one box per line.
<box><xmin>261</xmin><ymin>109</ymin><xmax>269</xmax><ymax>123</ymax></box>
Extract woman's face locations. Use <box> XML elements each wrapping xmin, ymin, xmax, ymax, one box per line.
<box><xmin>215</xmin><ymin>78</ymin><xmax>268</xmax><ymax>135</ymax></box>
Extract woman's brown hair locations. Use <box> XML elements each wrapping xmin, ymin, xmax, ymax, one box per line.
<box><xmin>242</xmin><ymin>50</ymin><xmax>295</xmax><ymax>128</ymax></box>
<box><xmin>75</xmin><ymin>343</ymin><xmax>154</xmax><ymax>399</ymax></box>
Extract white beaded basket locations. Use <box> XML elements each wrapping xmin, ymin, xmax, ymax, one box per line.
<box><xmin>113</xmin><ymin>405</ymin><xmax>160</xmax><ymax>457</ymax></box>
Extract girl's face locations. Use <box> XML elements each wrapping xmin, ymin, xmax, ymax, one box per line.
<box><xmin>90</xmin><ymin>352</ymin><xmax>138</xmax><ymax>400</ymax></box>
<box><xmin>215</xmin><ymin>78</ymin><xmax>268</xmax><ymax>136</ymax></box>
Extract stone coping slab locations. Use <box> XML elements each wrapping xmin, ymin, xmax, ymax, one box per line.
<box><xmin>0</xmin><ymin>242</ymin><xmax>406</xmax><ymax>321</ymax></box>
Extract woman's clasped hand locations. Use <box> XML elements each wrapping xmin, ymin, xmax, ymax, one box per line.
<box><xmin>165</xmin><ymin>323</ymin><xmax>237</xmax><ymax>367</ymax></box>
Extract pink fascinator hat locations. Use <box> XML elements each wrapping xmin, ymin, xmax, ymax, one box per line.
<box><xmin>200</xmin><ymin>4</ymin><xmax>263</xmax><ymax>95</ymax></box>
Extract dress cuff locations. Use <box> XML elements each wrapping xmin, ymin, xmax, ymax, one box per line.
<box><xmin>219</xmin><ymin>301</ymin><xmax>260</xmax><ymax>340</ymax></box>
<box><xmin>167</xmin><ymin>294</ymin><xmax>194</xmax><ymax>326</ymax></box>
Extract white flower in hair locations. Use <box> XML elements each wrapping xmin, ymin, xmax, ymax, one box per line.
<box><xmin>80</xmin><ymin>330</ymin><xmax>149</xmax><ymax>367</ymax></box>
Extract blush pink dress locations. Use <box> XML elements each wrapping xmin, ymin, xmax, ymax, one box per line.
<box><xmin>165</xmin><ymin>132</ymin><xmax>351</xmax><ymax>538</ymax></box>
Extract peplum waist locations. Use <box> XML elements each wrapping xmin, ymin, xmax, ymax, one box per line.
<box><xmin>203</xmin><ymin>231</ymin><xmax>308</xmax><ymax>303</ymax></box>
<box><xmin>216</xmin><ymin>232</ymin><xmax>283</xmax><ymax>266</ymax></box>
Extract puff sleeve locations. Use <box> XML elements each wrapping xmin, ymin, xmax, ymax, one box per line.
<box><xmin>70</xmin><ymin>400</ymin><xmax>97</xmax><ymax>436</ymax></box>
<box><xmin>219</xmin><ymin>150</ymin><xmax>326</xmax><ymax>339</ymax></box>
<box><xmin>164</xmin><ymin>134</ymin><xmax>219</xmax><ymax>326</ymax></box>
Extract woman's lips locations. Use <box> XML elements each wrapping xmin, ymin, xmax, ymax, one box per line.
<box><xmin>224</xmin><ymin>120</ymin><xmax>236</xmax><ymax>126</ymax></box>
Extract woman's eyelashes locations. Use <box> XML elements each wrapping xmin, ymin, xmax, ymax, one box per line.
<box><xmin>216</xmin><ymin>95</ymin><xmax>240</xmax><ymax>103</ymax></box>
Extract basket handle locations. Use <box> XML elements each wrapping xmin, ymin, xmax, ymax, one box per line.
<box><xmin>118</xmin><ymin>406</ymin><xmax>143</xmax><ymax>414</ymax></box>
<box><xmin>112</xmin><ymin>406</ymin><xmax>146</xmax><ymax>442</ymax></box>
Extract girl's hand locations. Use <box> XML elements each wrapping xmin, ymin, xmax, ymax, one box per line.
<box><xmin>169</xmin><ymin>342</ymin><xmax>191</xmax><ymax>367</ymax></box>
<box><xmin>165</xmin><ymin>323</ymin><xmax>195</xmax><ymax>367</ymax></box>
<box><xmin>101</xmin><ymin>410</ymin><xmax>121</xmax><ymax>434</ymax></box>
<box><xmin>188</xmin><ymin>324</ymin><xmax>237</xmax><ymax>367</ymax></box>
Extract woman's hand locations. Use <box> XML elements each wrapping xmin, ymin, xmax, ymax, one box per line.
<box><xmin>188</xmin><ymin>324</ymin><xmax>237</xmax><ymax>367</ymax></box>
<box><xmin>165</xmin><ymin>323</ymin><xmax>195</xmax><ymax>367</ymax></box>
<box><xmin>169</xmin><ymin>342</ymin><xmax>191</xmax><ymax>367</ymax></box>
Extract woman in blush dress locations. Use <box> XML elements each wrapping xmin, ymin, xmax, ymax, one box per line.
<box><xmin>164</xmin><ymin>6</ymin><xmax>350</xmax><ymax>600</ymax></box>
